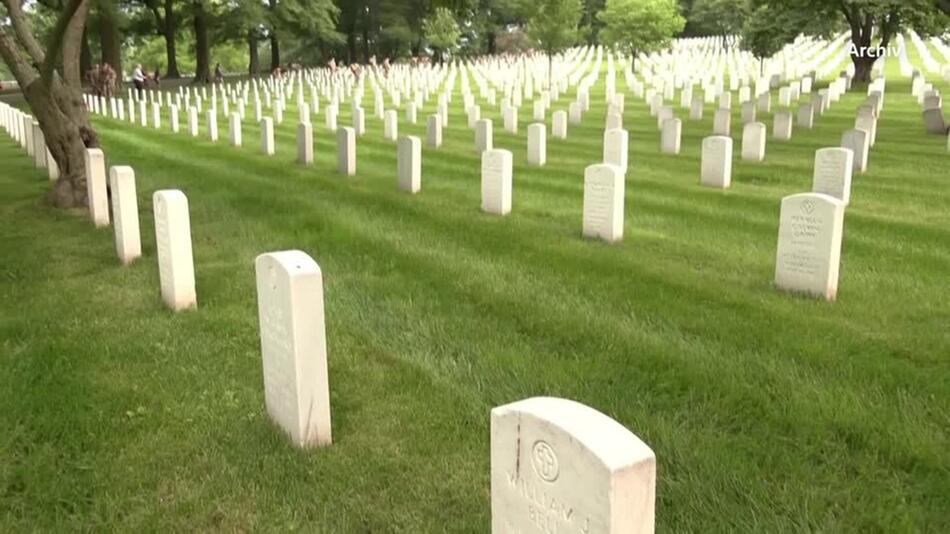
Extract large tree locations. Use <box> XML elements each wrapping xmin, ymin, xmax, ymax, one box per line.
<box><xmin>423</xmin><ymin>7</ymin><xmax>460</xmax><ymax>63</ymax></box>
<box><xmin>745</xmin><ymin>0</ymin><xmax>950</xmax><ymax>83</ymax></box>
<box><xmin>0</xmin><ymin>0</ymin><xmax>98</xmax><ymax>208</ymax></box>
<box><xmin>740</xmin><ymin>3</ymin><xmax>795</xmax><ymax>76</ymax></box>
<box><xmin>525</xmin><ymin>0</ymin><xmax>583</xmax><ymax>87</ymax></box>
<box><xmin>142</xmin><ymin>0</ymin><xmax>181</xmax><ymax>78</ymax></box>
<box><xmin>597</xmin><ymin>0</ymin><xmax>685</xmax><ymax>71</ymax></box>
<box><xmin>688</xmin><ymin>0</ymin><xmax>745</xmax><ymax>48</ymax></box>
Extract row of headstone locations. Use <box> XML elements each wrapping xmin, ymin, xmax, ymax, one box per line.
<box><xmin>252</xmin><ymin>246</ymin><xmax>658</xmax><ymax>531</ymax></box>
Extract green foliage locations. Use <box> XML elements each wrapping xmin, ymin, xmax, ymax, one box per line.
<box><xmin>688</xmin><ymin>0</ymin><xmax>745</xmax><ymax>37</ymax></box>
<box><xmin>598</xmin><ymin>0</ymin><xmax>685</xmax><ymax>56</ymax></box>
<box><xmin>525</xmin><ymin>0</ymin><xmax>583</xmax><ymax>55</ymax></box>
<box><xmin>125</xmin><ymin>33</ymin><xmax>249</xmax><ymax>75</ymax></box>
<box><xmin>423</xmin><ymin>7</ymin><xmax>461</xmax><ymax>55</ymax></box>
<box><xmin>739</xmin><ymin>4</ymin><xmax>798</xmax><ymax>60</ymax></box>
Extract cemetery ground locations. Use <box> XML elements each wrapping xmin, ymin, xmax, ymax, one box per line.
<box><xmin>1</xmin><ymin>61</ymin><xmax>949</xmax><ymax>530</ymax></box>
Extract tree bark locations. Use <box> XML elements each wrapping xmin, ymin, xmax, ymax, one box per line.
<box><xmin>269</xmin><ymin>33</ymin><xmax>280</xmax><ymax>70</ymax></box>
<box><xmin>163</xmin><ymin>0</ymin><xmax>180</xmax><ymax>78</ymax></box>
<box><xmin>192</xmin><ymin>1</ymin><xmax>210</xmax><ymax>83</ymax></box>
<box><xmin>0</xmin><ymin>2</ymin><xmax>99</xmax><ymax>209</ymax></box>
<box><xmin>248</xmin><ymin>29</ymin><xmax>259</xmax><ymax>75</ymax></box>
<box><xmin>62</xmin><ymin>0</ymin><xmax>90</xmax><ymax>89</ymax></box>
<box><xmin>97</xmin><ymin>7</ymin><xmax>122</xmax><ymax>75</ymax></box>
<box><xmin>80</xmin><ymin>26</ymin><xmax>92</xmax><ymax>80</ymax></box>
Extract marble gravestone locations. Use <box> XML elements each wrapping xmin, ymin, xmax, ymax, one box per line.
<box><xmin>384</xmin><ymin>110</ymin><xmax>398</xmax><ymax>141</ymax></box>
<box><xmin>397</xmin><ymin>135</ymin><xmax>421</xmax><ymax>193</ymax></box>
<box><xmin>261</xmin><ymin>117</ymin><xmax>275</xmax><ymax>155</ymax></box>
<box><xmin>337</xmin><ymin>126</ymin><xmax>356</xmax><ymax>176</ymax></box>
<box><xmin>170</xmin><ymin>105</ymin><xmax>180</xmax><ymax>133</ymax></box>
<box><xmin>84</xmin><ymin>148</ymin><xmax>110</xmax><ymax>227</ymax></box>
<box><xmin>481</xmin><ymin>149</ymin><xmax>513</xmax><ymax>215</ymax></box>
<box><xmin>741</xmin><ymin>122</ymin><xmax>766</xmax><ymax>162</ymax></box>
<box><xmin>582</xmin><ymin>163</ymin><xmax>624</xmax><ymax>243</ymax></box>
<box><xmin>255</xmin><ymin>250</ymin><xmax>332</xmax><ymax>448</ymax></box>
<box><xmin>229</xmin><ymin>112</ymin><xmax>242</xmax><ymax>147</ymax></box>
<box><xmin>552</xmin><ymin>110</ymin><xmax>567</xmax><ymax>140</ymax></box>
<box><xmin>773</xmin><ymin>111</ymin><xmax>793</xmax><ymax>140</ymax></box>
<box><xmin>774</xmin><ymin>193</ymin><xmax>846</xmax><ymax>301</ymax></box>
<box><xmin>797</xmin><ymin>104</ymin><xmax>814</xmax><ymax>129</ymax></box>
<box><xmin>660</xmin><ymin>118</ymin><xmax>681</xmax><ymax>155</ymax></box>
<box><xmin>527</xmin><ymin>123</ymin><xmax>546</xmax><ymax>166</ymax></box>
<box><xmin>811</xmin><ymin>147</ymin><xmax>854</xmax><ymax>205</ymax></box>
<box><xmin>603</xmin><ymin>128</ymin><xmax>629</xmax><ymax>174</ymax></box>
<box><xmin>840</xmin><ymin>129</ymin><xmax>869</xmax><ymax>173</ymax></box>
<box><xmin>188</xmin><ymin>107</ymin><xmax>199</xmax><ymax>137</ymax></box>
<box><xmin>475</xmin><ymin>118</ymin><xmax>493</xmax><ymax>154</ymax></box>
<box><xmin>491</xmin><ymin>397</ymin><xmax>656</xmax><ymax>534</ymax></box>
<box><xmin>297</xmin><ymin>122</ymin><xmax>313</xmax><ymax>165</ymax></box>
<box><xmin>712</xmin><ymin>109</ymin><xmax>731</xmax><ymax>136</ymax></box>
<box><xmin>700</xmin><ymin>136</ymin><xmax>732</xmax><ymax>189</ymax></box>
<box><xmin>108</xmin><ymin>166</ymin><xmax>142</xmax><ymax>265</ymax></box>
<box><xmin>427</xmin><ymin>114</ymin><xmax>443</xmax><ymax>148</ymax></box>
<box><xmin>153</xmin><ymin>190</ymin><xmax>197</xmax><ymax>311</ymax></box>
<box><xmin>207</xmin><ymin>111</ymin><xmax>218</xmax><ymax>142</ymax></box>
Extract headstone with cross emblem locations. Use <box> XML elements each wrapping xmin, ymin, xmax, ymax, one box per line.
<box><xmin>490</xmin><ymin>397</ymin><xmax>656</xmax><ymax>533</ymax></box>
<box><xmin>774</xmin><ymin>193</ymin><xmax>846</xmax><ymax>301</ymax></box>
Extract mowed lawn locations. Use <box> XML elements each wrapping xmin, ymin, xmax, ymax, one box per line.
<box><xmin>1</xmin><ymin>49</ymin><xmax>948</xmax><ymax>531</ymax></box>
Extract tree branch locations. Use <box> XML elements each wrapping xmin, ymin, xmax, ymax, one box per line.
<box><xmin>40</xmin><ymin>0</ymin><xmax>86</xmax><ymax>86</ymax></box>
<box><xmin>0</xmin><ymin>25</ymin><xmax>39</xmax><ymax>88</ymax></box>
<box><xmin>1</xmin><ymin>0</ymin><xmax>47</xmax><ymax>66</ymax></box>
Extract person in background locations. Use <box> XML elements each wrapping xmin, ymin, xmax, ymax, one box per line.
<box><xmin>131</xmin><ymin>64</ymin><xmax>146</xmax><ymax>96</ymax></box>
<box><xmin>214</xmin><ymin>63</ymin><xmax>224</xmax><ymax>83</ymax></box>
<box><xmin>101</xmin><ymin>64</ymin><xmax>116</xmax><ymax>98</ymax></box>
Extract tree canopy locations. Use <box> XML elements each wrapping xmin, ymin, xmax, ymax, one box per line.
<box><xmin>598</xmin><ymin>0</ymin><xmax>686</xmax><ymax>69</ymax></box>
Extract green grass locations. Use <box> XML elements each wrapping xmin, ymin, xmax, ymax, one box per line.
<box><xmin>1</xmin><ymin>47</ymin><xmax>948</xmax><ymax>531</ymax></box>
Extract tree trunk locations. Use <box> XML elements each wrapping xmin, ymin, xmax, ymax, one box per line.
<box><xmin>62</xmin><ymin>0</ymin><xmax>89</xmax><ymax>89</ymax></box>
<box><xmin>852</xmin><ymin>55</ymin><xmax>875</xmax><ymax>84</ymax></box>
<box><xmin>192</xmin><ymin>2</ymin><xmax>210</xmax><ymax>83</ymax></box>
<box><xmin>97</xmin><ymin>7</ymin><xmax>122</xmax><ymax>75</ymax></box>
<box><xmin>163</xmin><ymin>0</ymin><xmax>180</xmax><ymax>78</ymax></box>
<box><xmin>347</xmin><ymin>32</ymin><xmax>357</xmax><ymax>63</ymax></box>
<box><xmin>548</xmin><ymin>53</ymin><xmax>552</xmax><ymax>90</ymax></box>
<box><xmin>269</xmin><ymin>33</ymin><xmax>280</xmax><ymax>70</ymax></box>
<box><xmin>80</xmin><ymin>27</ymin><xmax>92</xmax><ymax>81</ymax></box>
<box><xmin>248</xmin><ymin>30</ymin><xmax>259</xmax><ymax>76</ymax></box>
<box><xmin>0</xmin><ymin>0</ymin><xmax>98</xmax><ymax>208</ymax></box>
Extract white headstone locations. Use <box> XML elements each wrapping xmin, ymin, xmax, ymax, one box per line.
<box><xmin>427</xmin><ymin>114</ymin><xmax>442</xmax><ymax>148</ymax></box>
<box><xmin>397</xmin><ymin>135</ymin><xmax>422</xmax><ymax>194</ymax></box>
<box><xmin>741</xmin><ymin>122</ymin><xmax>766</xmax><ymax>162</ymax></box>
<box><xmin>603</xmin><ymin>128</ymin><xmax>628</xmax><ymax>174</ymax></box>
<box><xmin>153</xmin><ymin>190</ymin><xmax>197</xmax><ymax>311</ymax></box>
<box><xmin>254</xmin><ymin>250</ymin><xmax>332</xmax><ymax>448</ymax></box>
<box><xmin>840</xmin><ymin>129</ymin><xmax>869</xmax><ymax>173</ymax></box>
<box><xmin>712</xmin><ymin>109</ymin><xmax>731</xmax><ymax>136</ymax></box>
<box><xmin>773</xmin><ymin>111</ymin><xmax>793</xmax><ymax>140</ymax></box>
<box><xmin>261</xmin><ymin>117</ymin><xmax>275</xmax><ymax>155</ymax></box>
<box><xmin>774</xmin><ymin>193</ymin><xmax>845</xmax><ymax>301</ymax></box>
<box><xmin>700</xmin><ymin>136</ymin><xmax>732</xmax><ymax>189</ymax></box>
<box><xmin>84</xmin><ymin>148</ymin><xmax>110</xmax><ymax>227</ymax></box>
<box><xmin>229</xmin><ymin>112</ymin><xmax>242</xmax><ymax>147</ymax></box>
<box><xmin>384</xmin><ymin>109</ymin><xmax>398</xmax><ymax>141</ymax></box>
<box><xmin>527</xmin><ymin>123</ymin><xmax>546</xmax><ymax>166</ymax></box>
<box><xmin>337</xmin><ymin>126</ymin><xmax>356</xmax><ymax>176</ymax></box>
<box><xmin>811</xmin><ymin>147</ymin><xmax>853</xmax><ymax>205</ymax></box>
<box><xmin>475</xmin><ymin>118</ymin><xmax>493</xmax><ymax>154</ymax></box>
<box><xmin>552</xmin><ymin>110</ymin><xmax>567</xmax><ymax>140</ymax></box>
<box><xmin>297</xmin><ymin>122</ymin><xmax>313</xmax><ymax>165</ymax></box>
<box><xmin>481</xmin><ymin>149</ymin><xmax>513</xmax><ymax>215</ymax></box>
<box><xmin>582</xmin><ymin>164</ymin><xmax>624</xmax><ymax>242</ymax></box>
<box><xmin>491</xmin><ymin>397</ymin><xmax>656</xmax><ymax>534</ymax></box>
<box><xmin>660</xmin><ymin>118</ymin><xmax>681</xmax><ymax>155</ymax></box>
<box><xmin>108</xmin><ymin>166</ymin><xmax>142</xmax><ymax>265</ymax></box>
